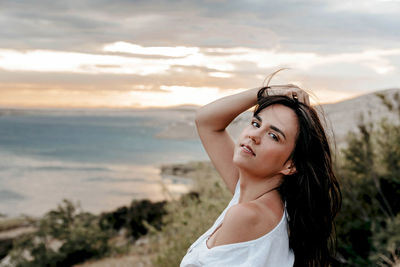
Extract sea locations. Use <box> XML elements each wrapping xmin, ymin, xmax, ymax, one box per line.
<box><xmin>0</xmin><ymin>107</ymin><xmax>208</xmax><ymax>217</ymax></box>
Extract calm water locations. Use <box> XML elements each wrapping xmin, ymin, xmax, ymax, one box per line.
<box><xmin>0</xmin><ymin>108</ymin><xmax>207</xmax><ymax>217</ymax></box>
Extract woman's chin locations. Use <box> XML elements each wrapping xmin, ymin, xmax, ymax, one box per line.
<box><xmin>233</xmin><ymin>156</ymin><xmax>254</xmax><ymax>172</ymax></box>
<box><xmin>233</xmin><ymin>150</ymin><xmax>255</xmax><ymax>164</ymax></box>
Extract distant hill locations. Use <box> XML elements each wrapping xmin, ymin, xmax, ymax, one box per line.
<box><xmin>322</xmin><ymin>88</ymin><xmax>400</xmax><ymax>146</ymax></box>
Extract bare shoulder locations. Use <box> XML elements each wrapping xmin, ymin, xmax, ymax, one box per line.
<box><xmin>211</xmin><ymin>202</ymin><xmax>281</xmax><ymax>247</ymax></box>
<box><xmin>225</xmin><ymin>203</ymin><xmax>261</xmax><ymax>229</ymax></box>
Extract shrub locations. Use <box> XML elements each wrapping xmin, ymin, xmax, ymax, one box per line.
<box><xmin>99</xmin><ymin>199</ymin><xmax>167</xmax><ymax>240</ymax></box>
<box><xmin>335</xmin><ymin>93</ymin><xmax>400</xmax><ymax>266</ymax></box>
<box><xmin>9</xmin><ymin>200</ymin><xmax>112</xmax><ymax>267</ymax></box>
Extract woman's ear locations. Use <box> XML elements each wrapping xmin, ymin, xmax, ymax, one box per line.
<box><xmin>280</xmin><ymin>161</ymin><xmax>297</xmax><ymax>175</ymax></box>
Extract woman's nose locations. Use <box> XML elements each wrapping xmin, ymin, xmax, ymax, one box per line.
<box><xmin>248</xmin><ymin>131</ymin><xmax>261</xmax><ymax>144</ymax></box>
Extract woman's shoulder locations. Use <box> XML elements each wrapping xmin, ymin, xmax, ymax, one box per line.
<box><xmin>230</xmin><ymin>201</ymin><xmax>282</xmax><ymax>231</ymax></box>
<box><xmin>214</xmin><ymin>201</ymin><xmax>283</xmax><ymax>246</ymax></box>
<box><xmin>226</xmin><ymin>202</ymin><xmax>262</xmax><ymax>228</ymax></box>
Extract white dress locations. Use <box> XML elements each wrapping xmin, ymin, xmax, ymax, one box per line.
<box><xmin>180</xmin><ymin>179</ymin><xmax>295</xmax><ymax>267</ymax></box>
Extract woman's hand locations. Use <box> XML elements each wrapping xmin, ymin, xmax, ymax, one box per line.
<box><xmin>260</xmin><ymin>84</ymin><xmax>310</xmax><ymax>106</ymax></box>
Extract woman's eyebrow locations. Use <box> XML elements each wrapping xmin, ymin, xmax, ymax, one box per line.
<box><xmin>253</xmin><ymin>114</ymin><xmax>287</xmax><ymax>140</ymax></box>
<box><xmin>270</xmin><ymin>125</ymin><xmax>286</xmax><ymax>140</ymax></box>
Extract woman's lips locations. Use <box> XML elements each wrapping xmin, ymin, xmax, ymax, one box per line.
<box><xmin>241</xmin><ymin>144</ymin><xmax>256</xmax><ymax>156</ymax></box>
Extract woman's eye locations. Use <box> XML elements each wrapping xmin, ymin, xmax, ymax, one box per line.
<box><xmin>251</xmin><ymin>121</ymin><xmax>260</xmax><ymax>127</ymax></box>
<box><xmin>268</xmin><ymin>132</ymin><xmax>279</xmax><ymax>141</ymax></box>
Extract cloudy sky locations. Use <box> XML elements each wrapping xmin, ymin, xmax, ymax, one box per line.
<box><xmin>0</xmin><ymin>0</ymin><xmax>399</xmax><ymax>108</ymax></box>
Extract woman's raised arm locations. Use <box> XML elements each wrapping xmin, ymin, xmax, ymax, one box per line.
<box><xmin>195</xmin><ymin>87</ymin><xmax>260</xmax><ymax>194</ymax></box>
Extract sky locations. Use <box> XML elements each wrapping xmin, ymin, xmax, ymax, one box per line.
<box><xmin>0</xmin><ymin>0</ymin><xmax>399</xmax><ymax>108</ymax></box>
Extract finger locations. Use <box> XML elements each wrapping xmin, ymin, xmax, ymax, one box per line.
<box><xmin>300</xmin><ymin>91</ymin><xmax>310</xmax><ymax>105</ymax></box>
<box><xmin>300</xmin><ymin>92</ymin><xmax>310</xmax><ymax>105</ymax></box>
<box><xmin>304</xmin><ymin>95</ymin><xmax>310</xmax><ymax>106</ymax></box>
<box><xmin>291</xmin><ymin>91</ymin><xmax>298</xmax><ymax>101</ymax></box>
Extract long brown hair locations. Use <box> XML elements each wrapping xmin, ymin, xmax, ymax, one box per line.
<box><xmin>254</xmin><ymin>94</ymin><xmax>342</xmax><ymax>266</ymax></box>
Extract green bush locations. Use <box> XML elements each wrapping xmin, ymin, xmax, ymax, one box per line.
<box><xmin>9</xmin><ymin>200</ymin><xmax>112</xmax><ymax>267</ymax></box>
<box><xmin>99</xmin><ymin>199</ymin><xmax>167</xmax><ymax>240</ymax></box>
<box><xmin>335</xmin><ymin>93</ymin><xmax>400</xmax><ymax>266</ymax></box>
<box><xmin>7</xmin><ymin>197</ymin><xmax>169</xmax><ymax>266</ymax></box>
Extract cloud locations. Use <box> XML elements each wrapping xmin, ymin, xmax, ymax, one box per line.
<box><xmin>103</xmin><ymin>42</ymin><xmax>200</xmax><ymax>57</ymax></box>
<box><xmin>1</xmin><ymin>0</ymin><xmax>399</xmax><ymax>53</ymax></box>
<box><xmin>0</xmin><ymin>0</ymin><xmax>399</xmax><ymax>108</ymax></box>
<box><xmin>0</xmin><ymin>48</ymin><xmax>171</xmax><ymax>75</ymax></box>
<box><xmin>1</xmin><ymin>43</ymin><xmax>398</xmax><ymax>77</ymax></box>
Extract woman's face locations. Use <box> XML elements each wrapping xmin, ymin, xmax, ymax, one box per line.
<box><xmin>233</xmin><ymin>104</ymin><xmax>299</xmax><ymax>179</ymax></box>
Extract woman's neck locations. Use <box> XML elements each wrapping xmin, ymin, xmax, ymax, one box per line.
<box><xmin>238</xmin><ymin>170</ymin><xmax>283</xmax><ymax>203</ymax></box>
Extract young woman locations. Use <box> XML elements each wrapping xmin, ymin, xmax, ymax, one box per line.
<box><xmin>180</xmin><ymin>77</ymin><xmax>341</xmax><ymax>266</ymax></box>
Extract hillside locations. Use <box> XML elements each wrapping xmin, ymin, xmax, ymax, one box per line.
<box><xmin>322</xmin><ymin>88</ymin><xmax>400</xmax><ymax>145</ymax></box>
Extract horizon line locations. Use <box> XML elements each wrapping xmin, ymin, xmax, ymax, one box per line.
<box><xmin>0</xmin><ymin>87</ymin><xmax>398</xmax><ymax>110</ymax></box>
